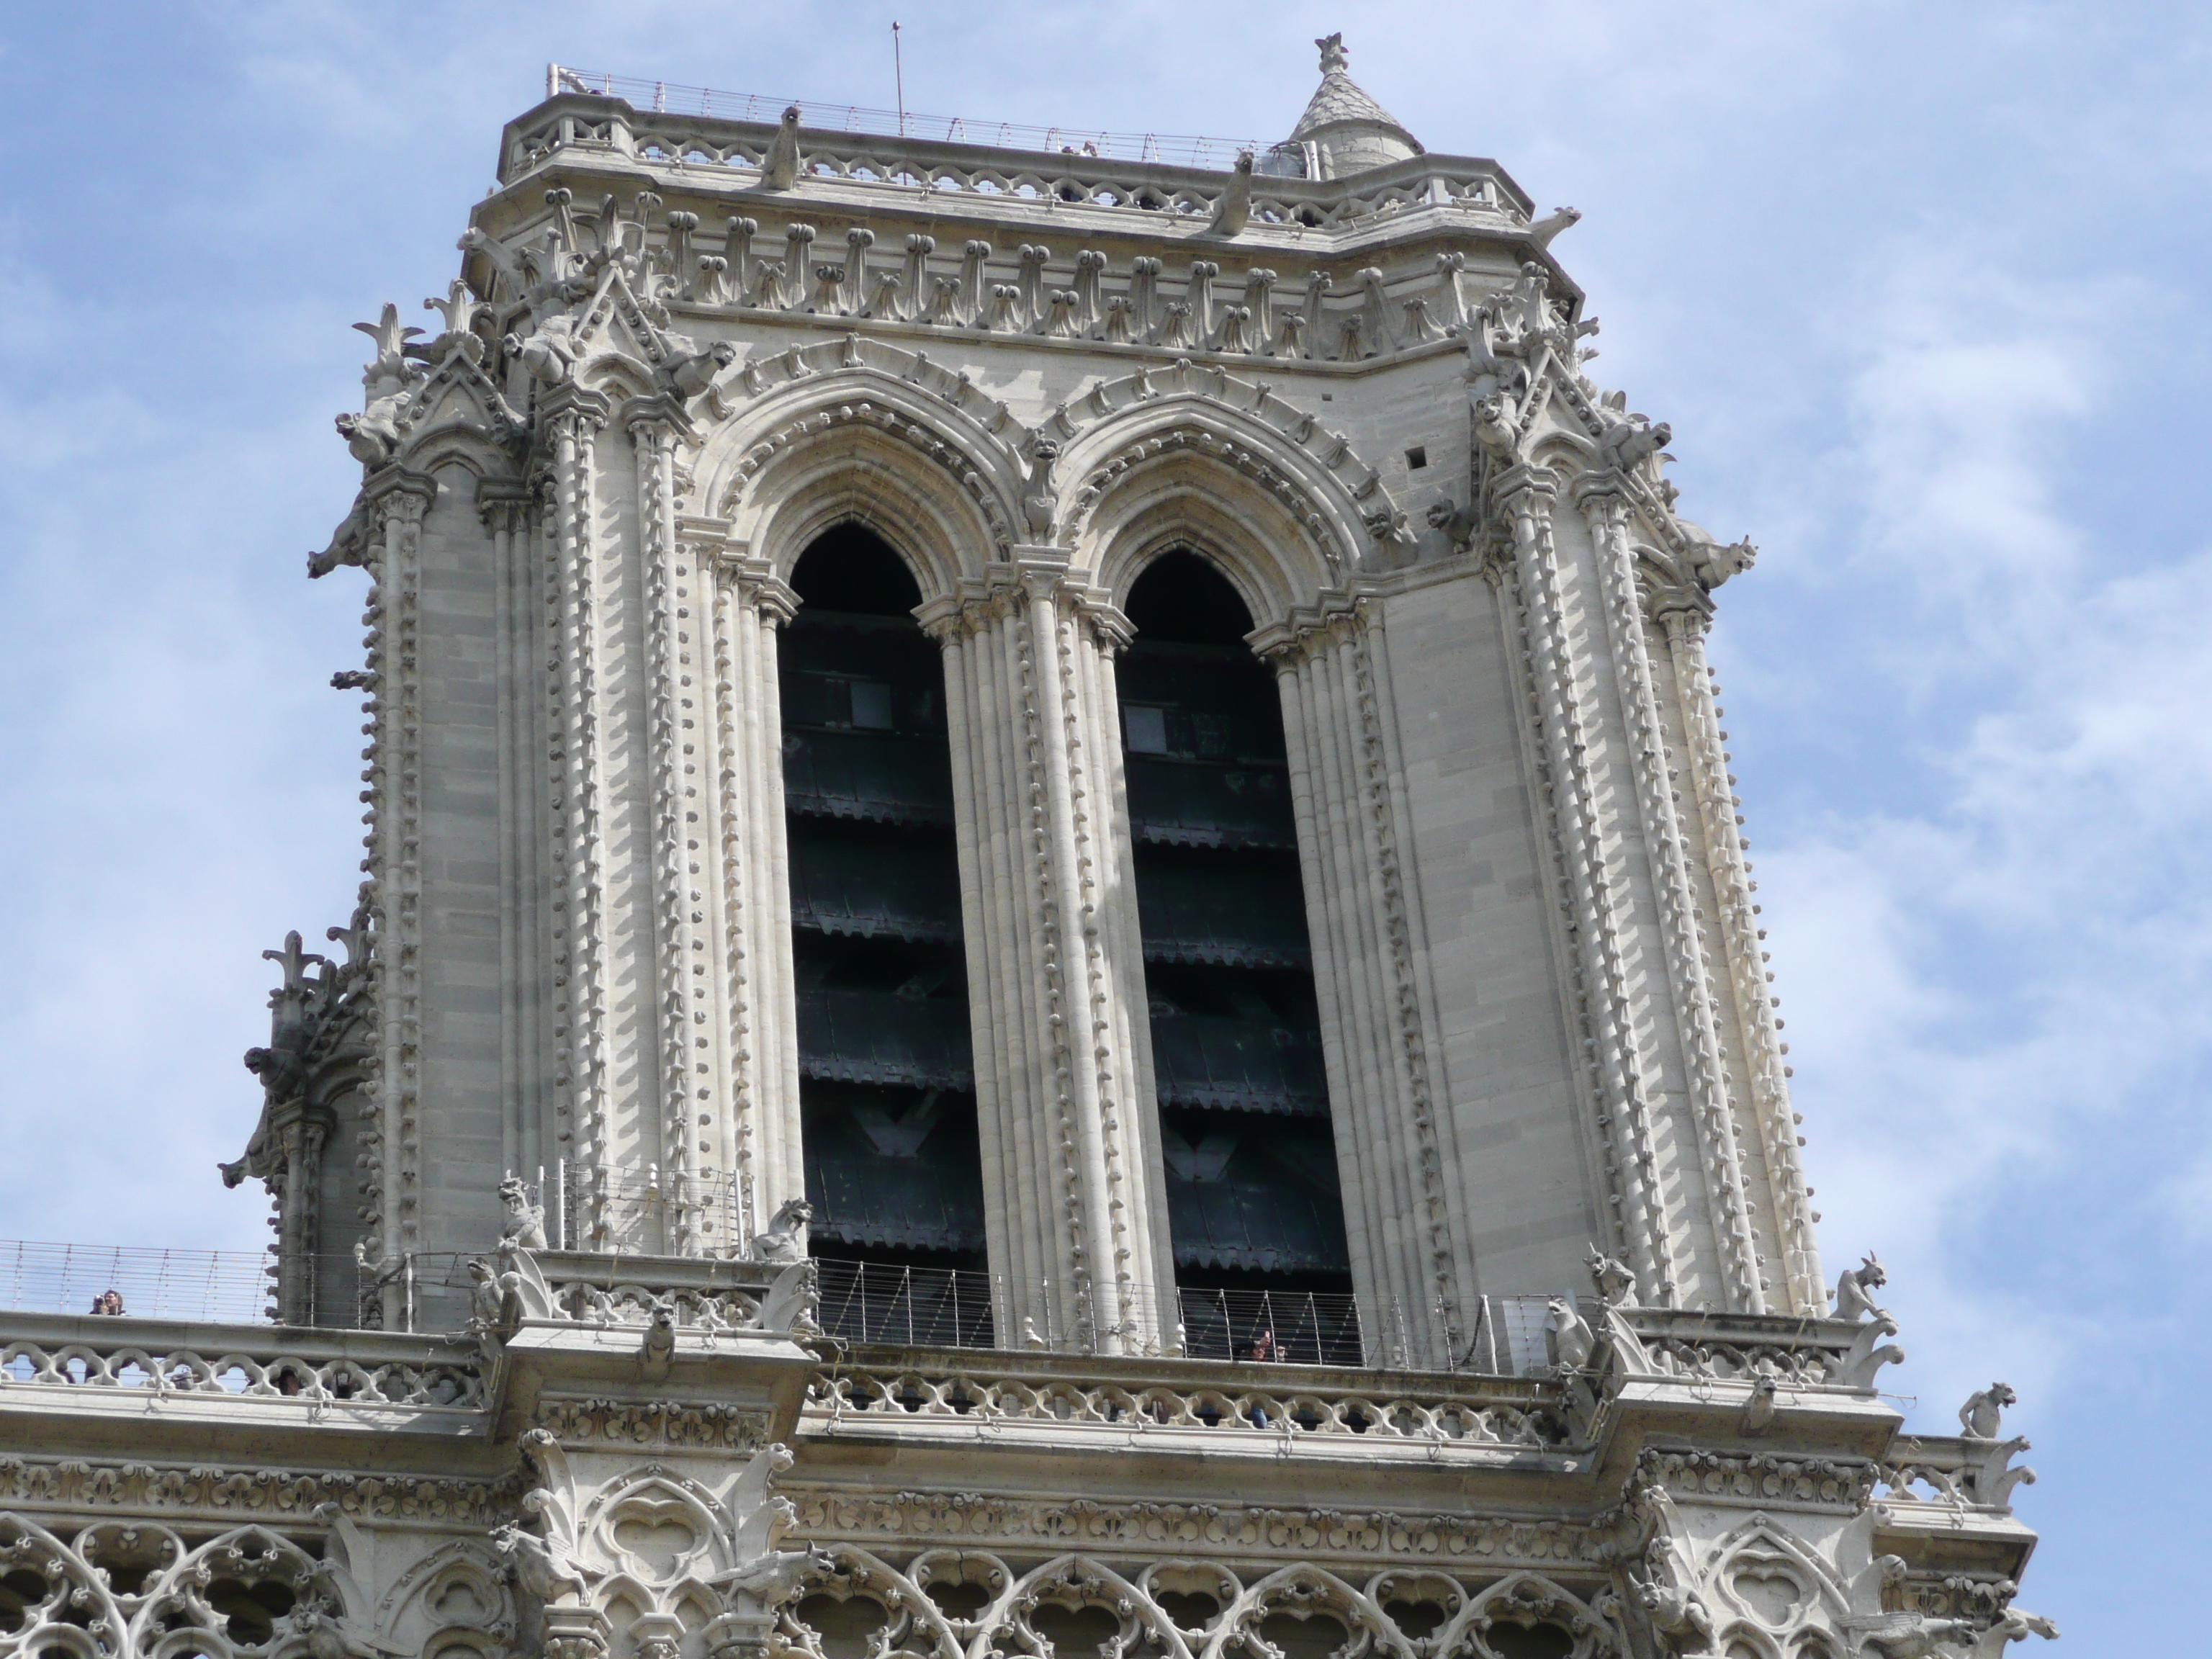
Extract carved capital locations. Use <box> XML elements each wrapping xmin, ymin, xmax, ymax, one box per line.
<box><xmin>715</xmin><ymin>554</ymin><xmax>799</xmax><ymax>626</ymax></box>
<box><xmin>538</xmin><ymin>382</ymin><xmax>615</xmax><ymax>437</ymax></box>
<box><xmin>624</xmin><ymin>390</ymin><xmax>694</xmax><ymax>444</ymax></box>
<box><xmin>476</xmin><ymin>477</ymin><xmax>534</xmax><ymax>534</ymax></box>
<box><xmin>1491</xmin><ymin>463</ymin><xmax>1559</xmax><ymax>513</ymax></box>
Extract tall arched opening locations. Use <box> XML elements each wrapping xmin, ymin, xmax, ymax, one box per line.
<box><xmin>1118</xmin><ymin>549</ymin><xmax>1355</xmax><ymax>1360</ymax></box>
<box><xmin>781</xmin><ymin>523</ymin><xmax>989</xmax><ymax>1336</ymax></box>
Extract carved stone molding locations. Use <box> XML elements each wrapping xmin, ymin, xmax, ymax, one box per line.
<box><xmin>0</xmin><ymin>1458</ymin><xmax>512</xmax><ymax>1527</ymax></box>
<box><xmin>535</xmin><ymin>1396</ymin><xmax>772</xmax><ymax>1450</ymax></box>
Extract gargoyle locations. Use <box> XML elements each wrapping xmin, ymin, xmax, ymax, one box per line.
<box><xmin>1545</xmin><ymin>1297</ymin><xmax>1595</xmax><ymax>1372</ymax></box>
<box><xmin>1682</xmin><ymin>529</ymin><xmax>1756</xmax><ymax>589</ymax></box>
<box><xmin>1843</xmin><ymin>1611</ymin><xmax>1979</xmax><ymax>1659</ymax></box>
<box><xmin>1972</xmin><ymin>1609</ymin><xmax>2059</xmax><ymax>1657</ymax></box>
<box><xmin>490</xmin><ymin>1522</ymin><xmax>590</xmax><ymax>1606</ymax></box>
<box><xmin>711</xmin><ymin>1545</ymin><xmax>835</xmax><ymax>1607</ymax></box>
<box><xmin>500</xmin><ymin>1174</ymin><xmax>549</xmax><ymax>1249</ymax></box>
<box><xmin>1471</xmin><ymin>390</ymin><xmax>1521</xmax><ymax>464</ymax></box>
<box><xmin>1596</xmin><ymin>400</ymin><xmax>1672</xmax><ymax>475</ymax></box>
<box><xmin>1959</xmin><ymin>1380</ymin><xmax>2017</xmax><ymax>1439</ymax></box>
<box><xmin>1584</xmin><ymin>1244</ymin><xmax>1638</xmax><ymax>1309</ymax></box>
<box><xmin>503</xmin><ymin>311</ymin><xmax>584</xmax><ymax>386</ymax></box>
<box><xmin>1524</xmin><ymin>205</ymin><xmax>1582</xmax><ymax>252</ymax></box>
<box><xmin>665</xmin><ymin>338</ymin><xmax>737</xmax><ymax>400</ymax></box>
<box><xmin>759</xmin><ymin>106</ymin><xmax>803</xmax><ymax>192</ymax></box>
<box><xmin>639</xmin><ymin>1301</ymin><xmax>678</xmax><ymax>1382</ymax></box>
<box><xmin>1206</xmin><ymin>152</ymin><xmax>1254</xmax><ymax>239</ymax></box>
<box><xmin>334</xmin><ymin>392</ymin><xmax>409</xmax><ymax>469</ymax></box>
<box><xmin>1632</xmin><ymin>1573</ymin><xmax>1714</xmax><ymax>1655</ymax></box>
<box><xmin>1833</xmin><ymin>1252</ymin><xmax>1891</xmax><ymax>1323</ymax></box>
<box><xmin>756</xmin><ymin>1258</ymin><xmax>821</xmax><ymax>1336</ymax></box>
<box><xmin>752</xmin><ymin>1197</ymin><xmax>813</xmax><ymax>1264</ymax></box>
<box><xmin>1022</xmin><ymin>438</ymin><xmax>1060</xmax><ymax>539</ymax></box>
<box><xmin>309</xmin><ymin>493</ymin><xmax>374</xmax><ymax>578</ymax></box>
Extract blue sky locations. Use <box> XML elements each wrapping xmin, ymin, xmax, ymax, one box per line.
<box><xmin>1</xmin><ymin>3</ymin><xmax>2203</xmax><ymax>1644</ymax></box>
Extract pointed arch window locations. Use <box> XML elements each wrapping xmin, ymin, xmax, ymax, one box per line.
<box><xmin>1118</xmin><ymin>551</ymin><xmax>1352</xmax><ymax>1313</ymax></box>
<box><xmin>780</xmin><ymin>525</ymin><xmax>988</xmax><ymax>1276</ymax></box>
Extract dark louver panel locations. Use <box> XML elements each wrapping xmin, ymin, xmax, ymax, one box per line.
<box><xmin>797</xmin><ymin>989</ymin><xmax>975</xmax><ymax>1092</ymax></box>
<box><xmin>1136</xmin><ymin>850</ymin><xmax>1311</xmax><ymax>968</ymax></box>
<box><xmin>1149</xmin><ymin>1015</ymin><xmax>1327</xmax><ymax>1115</ymax></box>
<box><xmin>1161</xmin><ymin>1116</ymin><xmax>1349</xmax><ymax>1273</ymax></box>
<box><xmin>1125</xmin><ymin>757</ymin><xmax>1296</xmax><ymax>849</ymax></box>
<box><xmin>803</xmin><ymin>1085</ymin><xmax>987</xmax><ymax>1254</ymax></box>
<box><xmin>789</xmin><ymin>827</ymin><xmax>962</xmax><ymax>943</ymax></box>
<box><xmin>783</xmin><ymin>730</ymin><xmax>956</xmax><ymax>825</ymax></box>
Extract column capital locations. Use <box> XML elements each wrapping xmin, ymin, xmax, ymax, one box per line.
<box><xmin>623</xmin><ymin>390</ymin><xmax>694</xmax><ymax>442</ymax></box>
<box><xmin>537</xmin><ymin>382</ymin><xmax>614</xmax><ymax>435</ymax></box>
<box><xmin>1491</xmin><ymin>463</ymin><xmax>1560</xmax><ymax>510</ymax></box>
<box><xmin>714</xmin><ymin>554</ymin><xmax>799</xmax><ymax>626</ymax></box>
<box><xmin>475</xmin><ymin>477</ymin><xmax>532</xmax><ymax>533</ymax></box>
<box><xmin>361</xmin><ymin>465</ymin><xmax>437</xmax><ymax>525</ymax></box>
<box><xmin>1566</xmin><ymin>468</ymin><xmax>1634</xmax><ymax>518</ymax></box>
<box><xmin>1646</xmin><ymin>578</ymin><xmax>1714</xmax><ymax>630</ymax></box>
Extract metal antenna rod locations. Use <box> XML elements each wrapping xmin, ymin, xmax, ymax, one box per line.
<box><xmin>892</xmin><ymin>21</ymin><xmax>907</xmax><ymax>138</ymax></box>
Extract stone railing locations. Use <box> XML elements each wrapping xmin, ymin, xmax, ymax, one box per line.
<box><xmin>1880</xmin><ymin>1432</ymin><xmax>2038</xmax><ymax>1514</ymax></box>
<box><xmin>802</xmin><ymin>1353</ymin><xmax>1569</xmax><ymax>1449</ymax></box>
<box><xmin>528</xmin><ymin>1247</ymin><xmax>789</xmax><ymax>1329</ymax></box>
<box><xmin>500</xmin><ymin>94</ymin><xmax>1529</xmax><ymax>234</ymax></box>
<box><xmin>1611</xmin><ymin>1305</ymin><xmax>1905</xmax><ymax>1391</ymax></box>
<box><xmin>0</xmin><ymin>1312</ymin><xmax>486</xmax><ymax>1409</ymax></box>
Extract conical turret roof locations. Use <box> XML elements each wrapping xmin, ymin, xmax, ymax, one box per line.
<box><xmin>1286</xmin><ymin>34</ymin><xmax>1422</xmax><ymax>178</ymax></box>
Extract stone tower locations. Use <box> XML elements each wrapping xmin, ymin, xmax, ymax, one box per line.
<box><xmin>0</xmin><ymin>42</ymin><xmax>2049</xmax><ymax>1659</ymax></box>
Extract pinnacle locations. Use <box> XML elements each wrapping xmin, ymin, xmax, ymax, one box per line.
<box><xmin>1289</xmin><ymin>32</ymin><xmax>1423</xmax><ymax>155</ymax></box>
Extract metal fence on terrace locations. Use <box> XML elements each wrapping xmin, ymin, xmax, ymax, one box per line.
<box><xmin>547</xmin><ymin>66</ymin><xmax>1264</xmax><ymax>171</ymax></box>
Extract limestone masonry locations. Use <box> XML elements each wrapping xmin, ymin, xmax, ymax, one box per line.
<box><xmin>0</xmin><ymin>38</ymin><xmax>2051</xmax><ymax>1659</ymax></box>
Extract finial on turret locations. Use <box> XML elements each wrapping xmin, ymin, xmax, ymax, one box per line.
<box><xmin>1316</xmin><ymin>32</ymin><xmax>1348</xmax><ymax>73</ymax></box>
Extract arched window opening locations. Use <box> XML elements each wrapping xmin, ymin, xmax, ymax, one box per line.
<box><xmin>782</xmin><ymin>525</ymin><xmax>989</xmax><ymax>1310</ymax></box>
<box><xmin>1119</xmin><ymin>551</ymin><xmax>1353</xmax><ymax>1346</ymax></box>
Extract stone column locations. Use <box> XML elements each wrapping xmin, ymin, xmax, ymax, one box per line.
<box><xmin>630</xmin><ymin>399</ymin><xmax>716</xmax><ymax>1254</ymax></box>
<box><xmin>541</xmin><ymin>387</ymin><xmax>616</xmax><ymax>1244</ymax></box>
<box><xmin>1496</xmin><ymin>467</ymin><xmax>1683</xmax><ymax>1307</ymax></box>
<box><xmin>357</xmin><ymin>470</ymin><xmax>435</xmax><ymax>1326</ymax></box>
<box><xmin>1267</xmin><ymin>605</ymin><xmax>1463</xmax><ymax>1367</ymax></box>
<box><xmin>1653</xmin><ymin>588</ymin><xmax>1825</xmax><ymax>1312</ymax></box>
<box><xmin>479</xmin><ymin>482</ymin><xmax>543</xmax><ymax>1192</ymax></box>
<box><xmin>703</xmin><ymin>534</ymin><xmax>802</xmax><ymax>1244</ymax></box>
<box><xmin>924</xmin><ymin>551</ymin><xmax>1174</xmax><ymax>1354</ymax></box>
<box><xmin>1575</xmin><ymin>476</ymin><xmax>1767</xmax><ymax>1313</ymax></box>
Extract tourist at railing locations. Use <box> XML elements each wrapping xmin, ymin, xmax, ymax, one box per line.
<box><xmin>89</xmin><ymin>1289</ymin><xmax>123</xmax><ymax>1316</ymax></box>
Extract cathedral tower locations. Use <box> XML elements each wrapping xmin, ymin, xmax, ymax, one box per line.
<box><xmin>0</xmin><ymin>42</ymin><xmax>2049</xmax><ymax>1659</ymax></box>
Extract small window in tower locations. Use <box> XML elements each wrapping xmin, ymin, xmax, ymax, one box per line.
<box><xmin>1125</xmin><ymin>704</ymin><xmax>1171</xmax><ymax>754</ymax></box>
<box><xmin>849</xmin><ymin>680</ymin><xmax>895</xmax><ymax>730</ymax></box>
<box><xmin>1404</xmin><ymin>445</ymin><xmax>1429</xmax><ymax>470</ymax></box>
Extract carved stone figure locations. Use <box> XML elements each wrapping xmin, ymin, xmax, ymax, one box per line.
<box><xmin>639</xmin><ymin>1302</ymin><xmax>678</xmax><ymax>1381</ymax></box>
<box><xmin>1959</xmin><ymin>1380</ymin><xmax>2017</xmax><ymax>1439</ymax></box>
<box><xmin>1833</xmin><ymin>1253</ymin><xmax>1891</xmax><ymax>1323</ymax></box>
<box><xmin>1022</xmin><ymin>438</ymin><xmax>1060</xmax><ymax>538</ymax></box>
<box><xmin>760</xmin><ymin>106</ymin><xmax>803</xmax><ymax>192</ymax></box>
<box><xmin>1544</xmin><ymin>1297</ymin><xmax>1594</xmax><ymax>1372</ymax></box>
<box><xmin>1584</xmin><ymin>1244</ymin><xmax>1638</xmax><ymax>1309</ymax></box>
<box><xmin>491</xmin><ymin>1521</ymin><xmax>590</xmax><ymax>1606</ymax></box>
<box><xmin>711</xmin><ymin>1545</ymin><xmax>835</xmax><ymax>1606</ymax></box>
<box><xmin>500</xmin><ymin>1175</ymin><xmax>549</xmax><ymax>1250</ymax></box>
<box><xmin>751</xmin><ymin>1198</ymin><xmax>813</xmax><ymax>1264</ymax></box>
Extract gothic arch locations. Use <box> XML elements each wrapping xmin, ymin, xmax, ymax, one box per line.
<box><xmin>691</xmin><ymin>359</ymin><xmax>1030</xmax><ymax>598</ymax></box>
<box><xmin>1064</xmin><ymin>401</ymin><xmax>1367</xmax><ymax>624</ymax></box>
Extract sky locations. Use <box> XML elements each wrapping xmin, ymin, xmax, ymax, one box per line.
<box><xmin>0</xmin><ymin>1</ymin><xmax>2204</xmax><ymax>1645</ymax></box>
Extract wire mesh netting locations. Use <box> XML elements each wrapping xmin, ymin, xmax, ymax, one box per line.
<box><xmin>549</xmin><ymin>68</ymin><xmax>1264</xmax><ymax>171</ymax></box>
<box><xmin>0</xmin><ymin>1241</ymin><xmax>276</xmax><ymax>1323</ymax></box>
